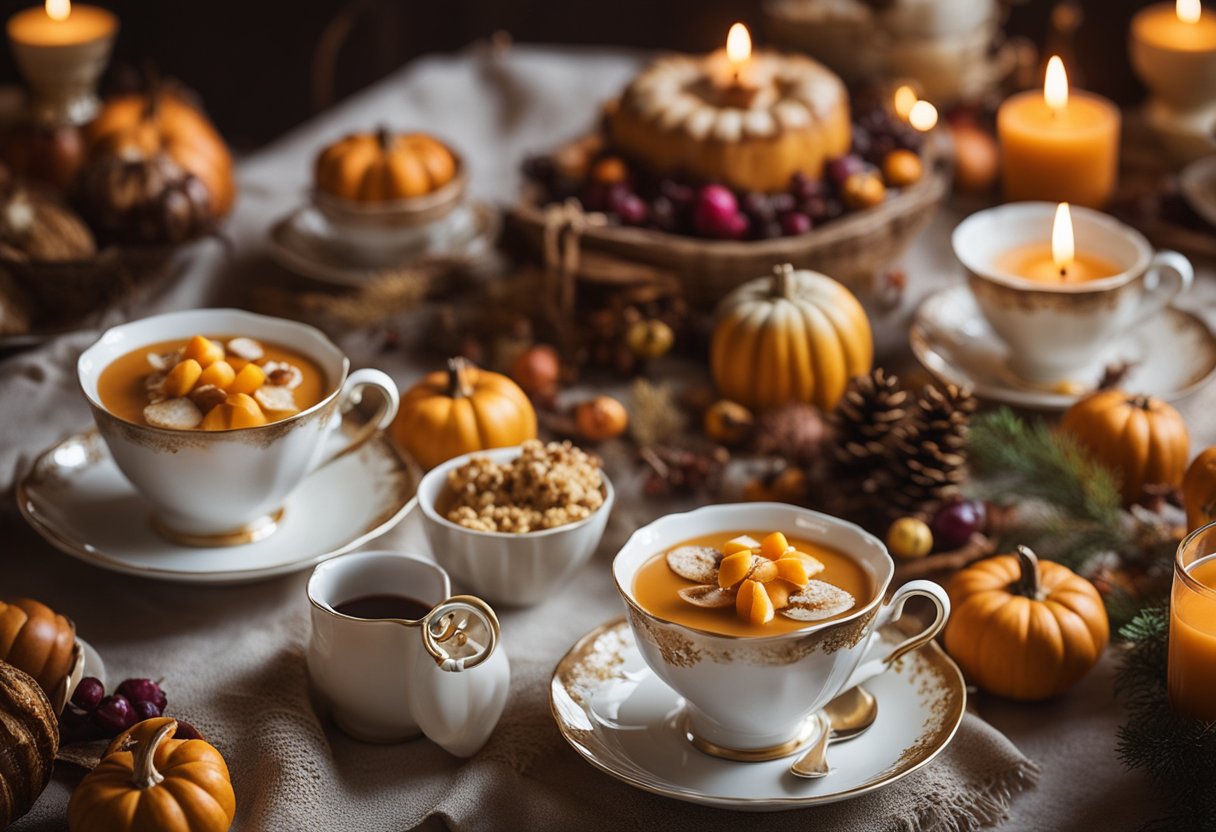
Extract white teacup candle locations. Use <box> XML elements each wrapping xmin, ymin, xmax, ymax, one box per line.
<box><xmin>953</xmin><ymin>202</ymin><xmax>1194</xmax><ymax>385</ymax></box>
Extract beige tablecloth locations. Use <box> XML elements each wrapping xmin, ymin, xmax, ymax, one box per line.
<box><xmin>5</xmin><ymin>44</ymin><xmax>1209</xmax><ymax>831</ymax></box>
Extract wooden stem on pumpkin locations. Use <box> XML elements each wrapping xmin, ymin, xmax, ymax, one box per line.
<box><xmin>1013</xmin><ymin>545</ymin><xmax>1044</xmax><ymax>601</ymax></box>
<box><xmin>131</xmin><ymin>720</ymin><xmax>175</xmax><ymax>790</ymax></box>
<box><xmin>1129</xmin><ymin>394</ymin><xmax>1151</xmax><ymax>410</ymax></box>
<box><xmin>376</xmin><ymin>125</ymin><xmax>393</xmax><ymax>153</ymax></box>
<box><xmin>445</xmin><ymin>357</ymin><xmax>474</xmax><ymax>399</ymax></box>
<box><xmin>772</xmin><ymin>263</ymin><xmax>795</xmax><ymax>299</ymax></box>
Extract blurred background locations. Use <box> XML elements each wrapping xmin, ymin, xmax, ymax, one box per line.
<box><xmin>0</xmin><ymin>0</ymin><xmax>1160</xmax><ymax>150</ymax></box>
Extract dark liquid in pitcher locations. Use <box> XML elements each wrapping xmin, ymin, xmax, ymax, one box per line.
<box><xmin>334</xmin><ymin>594</ymin><xmax>431</xmax><ymax>621</ymax></box>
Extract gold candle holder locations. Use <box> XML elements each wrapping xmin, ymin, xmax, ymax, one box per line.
<box><xmin>6</xmin><ymin>1</ymin><xmax>118</xmax><ymax>125</ymax></box>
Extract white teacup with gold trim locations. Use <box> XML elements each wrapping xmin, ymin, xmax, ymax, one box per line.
<box><xmin>77</xmin><ymin>308</ymin><xmax>399</xmax><ymax>545</ymax></box>
<box><xmin>613</xmin><ymin>502</ymin><xmax>950</xmax><ymax>760</ymax></box>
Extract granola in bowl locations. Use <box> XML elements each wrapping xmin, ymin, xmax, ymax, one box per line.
<box><xmin>443</xmin><ymin>440</ymin><xmax>605</xmax><ymax>533</ymax></box>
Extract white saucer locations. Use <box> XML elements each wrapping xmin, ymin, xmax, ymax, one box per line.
<box><xmin>268</xmin><ymin>201</ymin><xmax>497</xmax><ymax>286</ymax></box>
<box><xmin>550</xmin><ymin>619</ymin><xmax>965</xmax><ymax>812</ymax></box>
<box><xmin>17</xmin><ymin>428</ymin><xmax>419</xmax><ymax>585</ymax></box>
<box><xmin>910</xmin><ymin>285</ymin><xmax>1216</xmax><ymax>411</ymax></box>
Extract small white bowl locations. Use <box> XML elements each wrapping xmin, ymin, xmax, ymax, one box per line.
<box><xmin>417</xmin><ymin>446</ymin><xmax>615</xmax><ymax>607</ymax></box>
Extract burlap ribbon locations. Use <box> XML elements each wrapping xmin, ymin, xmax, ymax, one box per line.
<box><xmin>541</xmin><ymin>198</ymin><xmax>606</xmax><ymax>317</ymax></box>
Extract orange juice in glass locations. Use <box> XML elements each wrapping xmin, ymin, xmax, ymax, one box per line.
<box><xmin>1168</xmin><ymin>521</ymin><xmax>1216</xmax><ymax>721</ymax></box>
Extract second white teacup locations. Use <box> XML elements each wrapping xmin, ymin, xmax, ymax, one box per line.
<box><xmin>613</xmin><ymin>503</ymin><xmax>950</xmax><ymax>758</ymax></box>
<box><xmin>953</xmin><ymin>202</ymin><xmax>1193</xmax><ymax>384</ymax></box>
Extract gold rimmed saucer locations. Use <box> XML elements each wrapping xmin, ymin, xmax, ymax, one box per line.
<box><xmin>549</xmin><ymin>619</ymin><xmax>965</xmax><ymax>811</ymax></box>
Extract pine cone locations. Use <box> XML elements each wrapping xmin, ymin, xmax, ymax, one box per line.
<box><xmin>830</xmin><ymin>368</ymin><xmax>909</xmax><ymax>475</ymax></box>
<box><xmin>753</xmin><ymin>403</ymin><xmax>827</xmax><ymax>466</ymax></box>
<box><xmin>886</xmin><ymin>383</ymin><xmax>977</xmax><ymax>517</ymax></box>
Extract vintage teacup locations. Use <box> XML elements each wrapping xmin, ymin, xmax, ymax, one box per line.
<box><xmin>613</xmin><ymin>502</ymin><xmax>950</xmax><ymax>759</ymax></box>
<box><xmin>306</xmin><ymin>550</ymin><xmax>510</xmax><ymax>757</ymax></box>
<box><xmin>953</xmin><ymin>202</ymin><xmax>1194</xmax><ymax>384</ymax></box>
<box><xmin>77</xmin><ymin>308</ymin><xmax>399</xmax><ymax>545</ymax></box>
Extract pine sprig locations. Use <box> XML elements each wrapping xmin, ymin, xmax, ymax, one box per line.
<box><xmin>1115</xmin><ymin>608</ymin><xmax>1216</xmax><ymax>830</ymax></box>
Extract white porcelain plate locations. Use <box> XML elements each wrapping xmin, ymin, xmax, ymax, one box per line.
<box><xmin>17</xmin><ymin>428</ymin><xmax>418</xmax><ymax>585</ymax></box>
<box><xmin>911</xmin><ymin>285</ymin><xmax>1216</xmax><ymax>411</ymax></box>
<box><xmin>550</xmin><ymin>619</ymin><xmax>966</xmax><ymax>812</ymax></box>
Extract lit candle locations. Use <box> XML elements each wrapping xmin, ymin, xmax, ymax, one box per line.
<box><xmin>994</xmin><ymin>202</ymin><xmax>1120</xmax><ymax>283</ymax></box>
<box><xmin>996</xmin><ymin>55</ymin><xmax>1121</xmax><ymax>209</ymax></box>
<box><xmin>7</xmin><ymin>0</ymin><xmax>115</xmax><ymax>47</ymax></box>
<box><xmin>715</xmin><ymin>22</ymin><xmax>768</xmax><ymax>109</ymax></box>
<box><xmin>908</xmin><ymin>99</ymin><xmax>938</xmax><ymax>132</ymax></box>
<box><xmin>1130</xmin><ymin>0</ymin><xmax>1216</xmax><ymax>112</ymax></box>
<box><xmin>1169</xmin><ymin>522</ymin><xmax>1216</xmax><ymax>722</ymax></box>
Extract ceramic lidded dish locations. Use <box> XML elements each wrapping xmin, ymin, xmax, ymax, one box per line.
<box><xmin>417</xmin><ymin>445</ymin><xmax>615</xmax><ymax>607</ymax></box>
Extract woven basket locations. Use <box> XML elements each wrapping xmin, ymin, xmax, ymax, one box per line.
<box><xmin>504</xmin><ymin>134</ymin><xmax>951</xmax><ymax>311</ymax></box>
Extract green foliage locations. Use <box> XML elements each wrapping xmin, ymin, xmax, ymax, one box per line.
<box><xmin>1115</xmin><ymin>608</ymin><xmax>1216</xmax><ymax>830</ymax></box>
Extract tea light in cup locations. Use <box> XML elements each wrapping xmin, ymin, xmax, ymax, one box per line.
<box><xmin>1168</xmin><ymin>522</ymin><xmax>1216</xmax><ymax>722</ymax></box>
<box><xmin>6</xmin><ymin>0</ymin><xmax>118</xmax><ymax>124</ymax></box>
<box><xmin>997</xmin><ymin>56</ymin><xmax>1120</xmax><ymax>208</ymax></box>
<box><xmin>994</xmin><ymin>202</ymin><xmax>1120</xmax><ymax>284</ymax></box>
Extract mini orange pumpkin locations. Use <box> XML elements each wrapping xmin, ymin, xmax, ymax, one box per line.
<box><xmin>0</xmin><ymin>597</ymin><xmax>76</xmax><ymax>698</ymax></box>
<box><xmin>944</xmin><ymin>546</ymin><xmax>1109</xmax><ymax>701</ymax></box>
<box><xmin>1059</xmin><ymin>390</ymin><xmax>1190</xmax><ymax>506</ymax></box>
<box><xmin>68</xmin><ymin>717</ymin><xmax>235</xmax><ymax>832</ymax></box>
<box><xmin>0</xmin><ymin>660</ymin><xmax>58</xmax><ymax>829</ymax></box>
<box><xmin>315</xmin><ymin>128</ymin><xmax>457</xmax><ymax>202</ymax></box>
<box><xmin>1183</xmin><ymin>447</ymin><xmax>1216</xmax><ymax>532</ymax></box>
<box><xmin>392</xmin><ymin>358</ymin><xmax>537</xmax><ymax>470</ymax></box>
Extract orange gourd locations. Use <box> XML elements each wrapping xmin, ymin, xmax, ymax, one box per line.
<box><xmin>0</xmin><ymin>597</ymin><xmax>76</xmax><ymax>698</ymax></box>
<box><xmin>1183</xmin><ymin>447</ymin><xmax>1216</xmax><ymax>532</ymax></box>
<box><xmin>68</xmin><ymin>717</ymin><xmax>235</xmax><ymax>832</ymax></box>
<box><xmin>86</xmin><ymin>90</ymin><xmax>236</xmax><ymax>218</ymax></box>
<box><xmin>392</xmin><ymin>358</ymin><xmax>537</xmax><ymax>470</ymax></box>
<box><xmin>710</xmin><ymin>264</ymin><xmax>873</xmax><ymax>412</ymax></box>
<box><xmin>944</xmin><ymin>546</ymin><xmax>1109</xmax><ymax>701</ymax></box>
<box><xmin>315</xmin><ymin>128</ymin><xmax>457</xmax><ymax>202</ymax></box>
<box><xmin>1059</xmin><ymin>390</ymin><xmax>1190</xmax><ymax>506</ymax></box>
<box><xmin>0</xmin><ymin>661</ymin><xmax>58</xmax><ymax>829</ymax></box>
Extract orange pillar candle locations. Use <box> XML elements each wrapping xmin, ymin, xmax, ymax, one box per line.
<box><xmin>1168</xmin><ymin>522</ymin><xmax>1216</xmax><ymax>722</ymax></box>
<box><xmin>997</xmin><ymin>56</ymin><xmax>1121</xmax><ymax>209</ymax></box>
<box><xmin>7</xmin><ymin>1</ymin><xmax>116</xmax><ymax>47</ymax></box>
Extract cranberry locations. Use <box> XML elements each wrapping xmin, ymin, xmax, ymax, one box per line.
<box><xmin>614</xmin><ymin>193</ymin><xmax>649</xmax><ymax>226</ymax></box>
<box><xmin>740</xmin><ymin>192</ymin><xmax>775</xmax><ymax>223</ymax></box>
<box><xmin>802</xmin><ymin>196</ymin><xmax>829</xmax><ymax>221</ymax></box>
<box><xmin>93</xmin><ymin>695</ymin><xmax>137</xmax><ymax>735</ymax></box>
<box><xmin>826</xmin><ymin>155</ymin><xmax>865</xmax><ymax>188</ymax></box>
<box><xmin>931</xmin><ymin>499</ymin><xmax>988</xmax><ymax>550</ymax></box>
<box><xmin>132</xmin><ymin>699</ymin><xmax>164</xmax><ymax>721</ymax></box>
<box><xmin>770</xmin><ymin>192</ymin><xmax>797</xmax><ymax>214</ymax></box>
<box><xmin>71</xmin><ymin>677</ymin><xmax>105</xmax><ymax>711</ymax></box>
<box><xmin>581</xmin><ymin>181</ymin><xmax>629</xmax><ymax>212</ymax></box>
<box><xmin>659</xmin><ymin>179</ymin><xmax>696</xmax><ymax>208</ymax></box>
<box><xmin>790</xmin><ymin>171</ymin><xmax>827</xmax><ymax>202</ymax></box>
<box><xmin>117</xmin><ymin>678</ymin><xmax>167</xmax><ymax>711</ymax></box>
<box><xmin>693</xmin><ymin>184</ymin><xmax>740</xmax><ymax>238</ymax></box>
<box><xmin>723</xmin><ymin>212</ymin><xmax>751</xmax><ymax>240</ymax></box>
<box><xmin>780</xmin><ymin>211</ymin><xmax>814</xmax><ymax>236</ymax></box>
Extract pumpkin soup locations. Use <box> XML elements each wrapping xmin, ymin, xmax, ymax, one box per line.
<box><xmin>98</xmin><ymin>335</ymin><xmax>328</xmax><ymax>431</ymax></box>
<box><xmin>633</xmin><ymin>530</ymin><xmax>871</xmax><ymax>637</ymax></box>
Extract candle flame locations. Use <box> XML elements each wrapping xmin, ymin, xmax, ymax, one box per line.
<box><xmin>1052</xmin><ymin>202</ymin><xmax>1075</xmax><ymax>276</ymax></box>
<box><xmin>726</xmin><ymin>23</ymin><xmax>751</xmax><ymax>66</ymax></box>
<box><xmin>1045</xmin><ymin>56</ymin><xmax>1069</xmax><ymax>114</ymax></box>
<box><xmin>893</xmin><ymin>85</ymin><xmax>917</xmax><ymax>120</ymax></box>
<box><xmin>1178</xmin><ymin>0</ymin><xmax>1201</xmax><ymax>24</ymax></box>
<box><xmin>45</xmin><ymin>0</ymin><xmax>70</xmax><ymax>21</ymax></box>
<box><xmin>909</xmin><ymin>100</ymin><xmax>938</xmax><ymax>132</ymax></box>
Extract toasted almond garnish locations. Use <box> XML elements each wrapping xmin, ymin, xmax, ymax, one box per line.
<box><xmin>226</xmin><ymin>337</ymin><xmax>264</xmax><ymax>362</ymax></box>
<box><xmin>780</xmin><ymin>581</ymin><xmax>856</xmax><ymax>622</ymax></box>
<box><xmin>189</xmin><ymin>384</ymin><xmax>227</xmax><ymax>414</ymax></box>
<box><xmin>666</xmin><ymin>545</ymin><xmax>721</xmax><ymax>583</ymax></box>
<box><xmin>146</xmin><ymin>349</ymin><xmax>183</xmax><ymax>372</ymax></box>
<box><xmin>144</xmin><ymin>397</ymin><xmax>203</xmax><ymax>430</ymax></box>
<box><xmin>254</xmin><ymin>385</ymin><xmax>298</xmax><ymax>415</ymax></box>
<box><xmin>678</xmin><ymin>584</ymin><xmax>735</xmax><ymax>608</ymax></box>
<box><xmin>262</xmin><ymin>361</ymin><xmax>302</xmax><ymax>389</ymax></box>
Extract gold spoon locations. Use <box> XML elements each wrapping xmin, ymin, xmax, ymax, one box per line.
<box><xmin>789</xmin><ymin>686</ymin><xmax>878</xmax><ymax>779</ymax></box>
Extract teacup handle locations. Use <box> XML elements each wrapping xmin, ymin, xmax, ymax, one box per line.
<box><xmin>841</xmin><ymin>580</ymin><xmax>951</xmax><ymax>691</ymax></box>
<box><xmin>1130</xmin><ymin>250</ymin><xmax>1193</xmax><ymax>325</ymax></box>
<box><xmin>419</xmin><ymin>594</ymin><xmax>501</xmax><ymax>673</ymax></box>
<box><xmin>311</xmin><ymin>368</ymin><xmax>400</xmax><ymax>472</ymax></box>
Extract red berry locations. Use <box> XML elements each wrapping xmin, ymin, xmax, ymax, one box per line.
<box><xmin>723</xmin><ymin>212</ymin><xmax>751</xmax><ymax>240</ymax></box>
<box><xmin>614</xmin><ymin>193</ymin><xmax>649</xmax><ymax>226</ymax></box>
<box><xmin>117</xmin><ymin>678</ymin><xmax>167</xmax><ymax>711</ymax></box>
<box><xmin>71</xmin><ymin>677</ymin><xmax>104</xmax><ymax>711</ymax></box>
<box><xmin>93</xmin><ymin>695</ymin><xmax>137</xmax><ymax>735</ymax></box>
<box><xmin>133</xmin><ymin>699</ymin><xmax>164</xmax><ymax>721</ymax></box>
<box><xmin>780</xmin><ymin>211</ymin><xmax>814</xmax><ymax>236</ymax></box>
<box><xmin>826</xmin><ymin>155</ymin><xmax>865</xmax><ymax>188</ymax></box>
<box><xmin>931</xmin><ymin>499</ymin><xmax>988</xmax><ymax>550</ymax></box>
<box><xmin>693</xmin><ymin>185</ymin><xmax>739</xmax><ymax>237</ymax></box>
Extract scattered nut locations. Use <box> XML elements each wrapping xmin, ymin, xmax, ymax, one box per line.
<box><xmin>666</xmin><ymin>546</ymin><xmax>722</xmax><ymax>584</ymax></box>
<box><xmin>189</xmin><ymin>384</ymin><xmax>227</xmax><ymax>414</ymax></box>
<box><xmin>262</xmin><ymin>361</ymin><xmax>302</xmax><ymax>389</ymax></box>
<box><xmin>144</xmin><ymin>398</ymin><xmax>203</xmax><ymax>430</ymax></box>
<box><xmin>780</xmin><ymin>581</ymin><xmax>856</xmax><ymax>621</ymax></box>
<box><xmin>146</xmin><ymin>349</ymin><xmax>182</xmax><ymax>372</ymax></box>
<box><xmin>678</xmin><ymin>584</ymin><xmax>735</xmax><ymax>608</ymax></box>
<box><xmin>254</xmin><ymin>385</ymin><xmax>298</xmax><ymax>415</ymax></box>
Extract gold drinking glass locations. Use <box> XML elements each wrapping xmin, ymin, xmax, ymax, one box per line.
<box><xmin>1168</xmin><ymin>521</ymin><xmax>1216</xmax><ymax>722</ymax></box>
